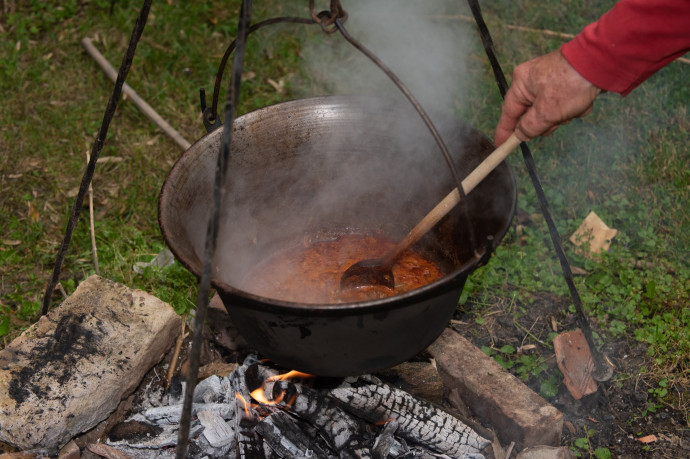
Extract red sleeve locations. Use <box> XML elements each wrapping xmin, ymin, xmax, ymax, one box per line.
<box><xmin>561</xmin><ymin>0</ymin><xmax>690</xmax><ymax>96</ymax></box>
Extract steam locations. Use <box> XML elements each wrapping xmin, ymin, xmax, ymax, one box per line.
<box><xmin>208</xmin><ymin>1</ymin><xmax>489</xmax><ymax>290</ymax></box>
<box><xmin>301</xmin><ymin>0</ymin><xmax>473</xmax><ymax>117</ymax></box>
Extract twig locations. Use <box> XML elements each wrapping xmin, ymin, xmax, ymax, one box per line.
<box><xmin>514</xmin><ymin>317</ymin><xmax>546</xmax><ymax>346</ymax></box>
<box><xmin>504</xmin><ymin>441</ymin><xmax>515</xmax><ymax>459</ymax></box>
<box><xmin>433</xmin><ymin>13</ymin><xmax>576</xmax><ymax>39</ymax></box>
<box><xmin>81</xmin><ymin>37</ymin><xmax>192</xmax><ymax>151</ymax></box>
<box><xmin>165</xmin><ymin>321</ymin><xmax>187</xmax><ymax>390</ymax></box>
<box><xmin>86</xmin><ymin>151</ymin><xmax>100</xmax><ymax>275</ymax></box>
<box><xmin>56</xmin><ymin>282</ymin><xmax>68</xmax><ymax>299</ymax></box>
<box><xmin>434</xmin><ymin>14</ymin><xmax>690</xmax><ymax>65</ymax></box>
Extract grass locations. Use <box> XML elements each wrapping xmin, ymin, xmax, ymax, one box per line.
<box><xmin>1</xmin><ymin>0</ymin><xmax>688</xmax><ymax>439</ymax></box>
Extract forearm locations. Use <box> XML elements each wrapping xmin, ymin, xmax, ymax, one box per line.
<box><xmin>561</xmin><ymin>0</ymin><xmax>690</xmax><ymax>95</ymax></box>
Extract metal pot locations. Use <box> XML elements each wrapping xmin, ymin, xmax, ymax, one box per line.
<box><xmin>159</xmin><ymin>96</ymin><xmax>516</xmax><ymax>376</ymax></box>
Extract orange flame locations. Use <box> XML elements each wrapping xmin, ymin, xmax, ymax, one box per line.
<box><xmin>373</xmin><ymin>417</ymin><xmax>396</xmax><ymax>426</ymax></box>
<box><xmin>235</xmin><ymin>392</ymin><xmax>251</xmax><ymax>416</ymax></box>
<box><xmin>267</xmin><ymin>370</ymin><xmax>314</xmax><ymax>383</ymax></box>
<box><xmin>250</xmin><ymin>370</ymin><xmax>315</xmax><ymax>406</ymax></box>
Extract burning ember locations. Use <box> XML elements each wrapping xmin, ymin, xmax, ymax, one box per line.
<box><xmin>105</xmin><ymin>356</ymin><xmax>491</xmax><ymax>458</ymax></box>
<box><xmin>249</xmin><ymin>370</ymin><xmax>314</xmax><ymax>405</ymax></box>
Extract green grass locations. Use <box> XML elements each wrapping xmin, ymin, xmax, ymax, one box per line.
<box><xmin>1</xmin><ymin>0</ymin><xmax>688</xmax><ymax>427</ymax></box>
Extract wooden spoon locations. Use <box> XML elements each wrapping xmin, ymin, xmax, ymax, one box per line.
<box><xmin>340</xmin><ymin>133</ymin><xmax>522</xmax><ymax>290</ymax></box>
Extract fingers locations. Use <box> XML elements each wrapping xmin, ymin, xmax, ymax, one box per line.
<box><xmin>494</xmin><ymin>68</ymin><xmax>533</xmax><ymax>145</ymax></box>
<box><xmin>493</xmin><ymin>49</ymin><xmax>601</xmax><ymax>146</ymax></box>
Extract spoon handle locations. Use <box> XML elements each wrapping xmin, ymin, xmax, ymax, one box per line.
<box><xmin>383</xmin><ymin>133</ymin><xmax>522</xmax><ymax>265</ymax></box>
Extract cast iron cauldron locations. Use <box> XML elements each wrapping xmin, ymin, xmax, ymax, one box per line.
<box><xmin>159</xmin><ymin>96</ymin><xmax>516</xmax><ymax>376</ymax></box>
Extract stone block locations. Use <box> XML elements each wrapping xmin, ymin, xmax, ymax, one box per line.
<box><xmin>0</xmin><ymin>276</ymin><xmax>182</xmax><ymax>454</ymax></box>
<box><xmin>428</xmin><ymin>328</ymin><xmax>563</xmax><ymax>449</ymax></box>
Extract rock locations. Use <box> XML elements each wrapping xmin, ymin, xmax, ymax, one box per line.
<box><xmin>0</xmin><ymin>276</ymin><xmax>182</xmax><ymax>455</ymax></box>
<box><xmin>428</xmin><ymin>328</ymin><xmax>563</xmax><ymax>449</ymax></box>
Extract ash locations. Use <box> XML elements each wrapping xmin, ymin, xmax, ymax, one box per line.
<box><xmin>105</xmin><ymin>356</ymin><xmax>489</xmax><ymax>459</ymax></box>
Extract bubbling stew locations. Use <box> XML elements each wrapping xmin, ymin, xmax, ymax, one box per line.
<box><xmin>240</xmin><ymin>233</ymin><xmax>445</xmax><ymax>304</ymax></box>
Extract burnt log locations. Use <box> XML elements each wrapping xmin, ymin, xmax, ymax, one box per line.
<box><xmin>329</xmin><ymin>374</ymin><xmax>490</xmax><ymax>457</ymax></box>
<box><xmin>256</xmin><ymin>410</ymin><xmax>335</xmax><ymax>458</ymax></box>
<box><xmin>279</xmin><ymin>382</ymin><xmax>374</xmax><ymax>459</ymax></box>
<box><xmin>232</xmin><ymin>361</ymin><xmax>267</xmax><ymax>459</ymax></box>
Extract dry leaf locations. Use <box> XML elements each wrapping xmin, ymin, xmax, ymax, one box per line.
<box><xmin>2</xmin><ymin>240</ymin><xmax>21</xmax><ymax>246</ymax></box>
<box><xmin>570</xmin><ymin>211</ymin><xmax>618</xmax><ymax>257</ymax></box>
<box><xmin>570</xmin><ymin>266</ymin><xmax>589</xmax><ymax>276</ymax></box>
<box><xmin>638</xmin><ymin>434</ymin><xmax>658</xmax><ymax>444</ymax></box>
<box><xmin>27</xmin><ymin>201</ymin><xmax>40</xmax><ymax>223</ymax></box>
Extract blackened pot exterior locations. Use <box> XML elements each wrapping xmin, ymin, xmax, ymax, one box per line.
<box><xmin>159</xmin><ymin>96</ymin><xmax>516</xmax><ymax>376</ymax></box>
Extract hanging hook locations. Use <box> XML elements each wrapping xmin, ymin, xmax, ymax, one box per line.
<box><xmin>200</xmin><ymin>88</ymin><xmax>222</xmax><ymax>132</ymax></box>
<box><xmin>309</xmin><ymin>0</ymin><xmax>348</xmax><ymax>33</ymax></box>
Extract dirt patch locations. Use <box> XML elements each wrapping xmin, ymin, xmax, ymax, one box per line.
<box><xmin>453</xmin><ymin>290</ymin><xmax>690</xmax><ymax>458</ymax></box>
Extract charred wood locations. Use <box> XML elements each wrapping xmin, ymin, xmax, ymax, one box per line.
<box><xmin>330</xmin><ymin>375</ymin><xmax>490</xmax><ymax>457</ymax></box>
<box><xmin>280</xmin><ymin>381</ymin><xmax>374</xmax><ymax>459</ymax></box>
<box><xmin>233</xmin><ymin>362</ymin><xmax>267</xmax><ymax>459</ymax></box>
<box><xmin>256</xmin><ymin>410</ymin><xmax>335</xmax><ymax>458</ymax></box>
<box><xmin>372</xmin><ymin>419</ymin><xmax>398</xmax><ymax>459</ymax></box>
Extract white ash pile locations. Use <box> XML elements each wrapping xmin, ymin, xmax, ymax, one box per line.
<box><xmin>105</xmin><ymin>356</ymin><xmax>491</xmax><ymax>458</ymax></box>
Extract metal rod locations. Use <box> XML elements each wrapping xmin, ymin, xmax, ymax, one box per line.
<box><xmin>39</xmin><ymin>0</ymin><xmax>152</xmax><ymax>317</ymax></box>
<box><xmin>174</xmin><ymin>0</ymin><xmax>253</xmax><ymax>456</ymax></box>
<box><xmin>465</xmin><ymin>0</ymin><xmax>612</xmax><ymax>381</ymax></box>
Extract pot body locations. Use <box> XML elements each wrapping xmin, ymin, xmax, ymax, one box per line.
<box><xmin>159</xmin><ymin>96</ymin><xmax>516</xmax><ymax>376</ymax></box>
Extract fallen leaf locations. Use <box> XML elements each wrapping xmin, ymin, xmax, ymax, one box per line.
<box><xmin>638</xmin><ymin>434</ymin><xmax>657</xmax><ymax>444</ymax></box>
<box><xmin>1</xmin><ymin>240</ymin><xmax>21</xmax><ymax>246</ymax></box>
<box><xmin>571</xmin><ymin>266</ymin><xmax>588</xmax><ymax>276</ymax></box>
<box><xmin>564</xmin><ymin>420</ymin><xmax>576</xmax><ymax>434</ymax></box>
<box><xmin>27</xmin><ymin>201</ymin><xmax>40</xmax><ymax>223</ymax></box>
<box><xmin>570</xmin><ymin>211</ymin><xmax>618</xmax><ymax>257</ymax></box>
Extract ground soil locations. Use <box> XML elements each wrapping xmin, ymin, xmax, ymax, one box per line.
<box><xmin>452</xmin><ymin>291</ymin><xmax>689</xmax><ymax>458</ymax></box>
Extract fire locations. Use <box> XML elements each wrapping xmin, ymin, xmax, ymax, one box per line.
<box><xmin>373</xmin><ymin>417</ymin><xmax>396</xmax><ymax>426</ymax></box>
<box><xmin>235</xmin><ymin>392</ymin><xmax>252</xmax><ymax>416</ymax></box>
<box><xmin>250</xmin><ymin>370</ymin><xmax>315</xmax><ymax>406</ymax></box>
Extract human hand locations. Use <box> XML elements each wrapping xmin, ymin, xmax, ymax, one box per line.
<box><xmin>494</xmin><ymin>49</ymin><xmax>602</xmax><ymax>146</ymax></box>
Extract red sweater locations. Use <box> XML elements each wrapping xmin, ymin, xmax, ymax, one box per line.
<box><xmin>561</xmin><ymin>0</ymin><xmax>690</xmax><ymax>95</ymax></box>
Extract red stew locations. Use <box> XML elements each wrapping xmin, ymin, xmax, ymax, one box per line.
<box><xmin>240</xmin><ymin>234</ymin><xmax>444</xmax><ymax>304</ymax></box>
